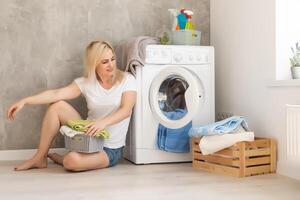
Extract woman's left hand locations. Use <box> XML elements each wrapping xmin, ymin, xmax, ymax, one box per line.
<box><xmin>85</xmin><ymin>120</ymin><xmax>107</xmax><ymax>136</ymax></box>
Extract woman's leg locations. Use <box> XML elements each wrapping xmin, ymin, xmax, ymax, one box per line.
<box><xmin>14</xmin><ymin>101</ymin><xmax>81</xmax><ymax>171</ymax></box>
<box><xmin>48</xmin><ymin>153</ymin><xmax>64</xmax><ymax>166</ymax></box>
<box><xmin>62</xmin><ymin>151</ymin><xmax>109</xmax><ymax>172</ymax></box>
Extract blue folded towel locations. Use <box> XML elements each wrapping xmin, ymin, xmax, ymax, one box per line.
<box><xmin>188</xmin><ymin>116</ymin><xmax>250</xmax><ymax>137</ymax></box>
<box><xmin>157</xmin><ymin>109</ymin><xmax>192</xmax><ymax>153</ymax></box>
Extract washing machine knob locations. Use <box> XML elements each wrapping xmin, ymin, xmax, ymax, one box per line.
<box><xmin>189</xmin><ymin>55</ymin><xmax>194</xmax><ymax>62</ymax></box>
<box><xmin>173</xmin><ymin>53</ymin><xmax>183</xmax><ymax>63</ymax></box>
<box><xmin>196</xmin><ymin>55</ymin><xmax>202</xmax><ymax>62</ymax></box>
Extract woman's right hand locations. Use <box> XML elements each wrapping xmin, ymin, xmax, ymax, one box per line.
<box><xmin>7</xmin><ymin>100</ymin><xmax>26</xmax><ymax>121</ymax></box>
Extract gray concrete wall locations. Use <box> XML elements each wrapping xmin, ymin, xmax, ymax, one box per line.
<box><xmin>0</xmin><ymin>0</ymin><xmax>210</xmax><ymax>150</ymax></box>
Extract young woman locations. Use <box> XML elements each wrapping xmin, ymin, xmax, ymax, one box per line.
<box><xmin>7</xmin><ymin>40</ymin><xmax>137</xmax><ymax>171</ymax></box>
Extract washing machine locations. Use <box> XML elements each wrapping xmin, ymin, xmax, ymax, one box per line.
<box><xmin>124</xmin><ymin>45</ymin><xmax>215</xmax><ymax>164</ymax></box>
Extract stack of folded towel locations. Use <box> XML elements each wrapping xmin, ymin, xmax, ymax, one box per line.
<box><xmin>188</xmin><ymin>116</ymin><xmax>254</xmax><ymax>155</ymax></box>
<box><xmin>60</xmin><ymin>119</ymin><xmax>110</xmax><ymax>139</ymax></box>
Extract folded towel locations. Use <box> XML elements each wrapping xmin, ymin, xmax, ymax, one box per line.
<box><xmin>60</xmin><ymin>126</ymin><xmax>84</xmax><ymax>138</ymax></box>
<box><xmin>188</xmin><ymin>116</ymin><xmax>250</xmax><ymax>137</ymax></box>
<box><xmin>115</xmin><ymin>36</ymin><xmax>159</xmax><ymax>76</ymax></box>
<box><xmin>66</xmin><ymin>119</ymin><xmax>110</xmax><ymax>139</ymax></box>
<box><xmin>199</xmin><ymin>131</ymin><xmax>255</xmax><ymax>155</ymax></box>
<box><xmin>157</xmin><ymin>109</ymin><xmax>192</xmax><ymax>153</ymax></box>
<box><xmin>67</xmin><ymin>119</ymin><xmax>92</xmax><ymax>131</ymax></box>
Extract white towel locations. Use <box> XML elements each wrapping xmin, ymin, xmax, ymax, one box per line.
<box><xmin>60</xmin><ymin>126</ymin><xmax>84</xmax><ymax>138</ymax></box>
<box><xmin>115</xmin><ymin>36</ymin><xmax>159</xmax><ymax>76</ymax></box>
<box><xmin>199</xmin><ymin>132</ymin><xmax>255</xmax><ymax>155</ymax></box>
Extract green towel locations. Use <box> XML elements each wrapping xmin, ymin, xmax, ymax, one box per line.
<box><xmin>66</xmin><ymin>119</ymin><xmax>110</xmax><ymax>139</ymax></box>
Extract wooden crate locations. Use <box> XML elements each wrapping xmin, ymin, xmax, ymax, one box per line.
<box><xmin>192</xmin><ymin>137</ymin><xmax>277</xmax><ymax>177</ymax></box>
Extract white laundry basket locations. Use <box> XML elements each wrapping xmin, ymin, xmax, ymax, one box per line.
<box><xmin>60</xmin><ymin>126</ymin><xmax>104</xmax><ymax>153</ymax></box>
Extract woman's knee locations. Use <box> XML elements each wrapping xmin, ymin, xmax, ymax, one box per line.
<box><xmin>63</xmin><ymin>152</ymin><xmax>82</xmax><ymax>171</ymax></box>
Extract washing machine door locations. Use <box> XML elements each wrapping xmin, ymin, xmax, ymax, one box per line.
<box><xmin>149</xmin><ymin>66</ymin><xmax>204</xmax><ymax>129</ymax></box>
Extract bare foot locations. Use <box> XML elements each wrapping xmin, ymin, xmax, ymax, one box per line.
<box><xmin>48</xmin><ymin>153</ymin><xmax>64</xmax><ymax>166</ymax></box>
<box><xmin>14</xmin><ymin>157</ymin><xmax>48</xmax><ymax>171</ymax></box>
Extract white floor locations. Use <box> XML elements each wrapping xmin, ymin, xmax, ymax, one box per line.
<box><xmin>1</xmin><ymin>159</ymin><xmax>300</xmax><ymax>200</ymax></box>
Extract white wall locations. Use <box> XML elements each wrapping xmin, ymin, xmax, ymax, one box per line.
<box><xmin>211</xmin><ymin>0</ymin><xmax>300</xmax><ymax>180</ymax></box>
<box><xmin>276</xmin><ymin>0</ymin><xmax>300</xmax><ymax>80</ymax></box>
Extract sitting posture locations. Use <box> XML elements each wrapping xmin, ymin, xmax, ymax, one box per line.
<box><xmin>7</xmin><ymin>40</ymin><xmax>137</xmax><ymax>171</ymax></box>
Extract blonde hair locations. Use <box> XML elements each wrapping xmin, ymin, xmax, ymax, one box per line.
<box><xmin>84</xmin><ymin>40</ymin><xmax>124</xmax><ymax>85</ymax></box>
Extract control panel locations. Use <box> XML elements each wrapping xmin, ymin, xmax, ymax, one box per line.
<box><xmin>145</xmin><ymin>45</ymin><xmax>211</xmax><ymax>65</ymax></box>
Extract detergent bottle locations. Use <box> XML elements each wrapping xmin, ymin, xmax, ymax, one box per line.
<box><xmin>177</xmin><ymin>8</ymin><xmax>187</xmax><ymax>30</ymax></box>
<box><xmin>184</xmin><ymin>10</ymin><xmax>195</xmax><ymax>30</ymax></box>
<box><xmin>168</xmin><ymin>9</ymin><xmax>179</xmax><ymax>31</ymax></box>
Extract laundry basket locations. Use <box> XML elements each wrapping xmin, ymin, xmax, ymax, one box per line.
<box><xmin>60</xmin><ymin>126</ymin><xmax>104</xmax><ymax>153</ymax></box>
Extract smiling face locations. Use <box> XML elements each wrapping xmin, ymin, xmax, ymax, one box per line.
<box><xmin>85</xmin><ymin>40</ymin><xmax>123</xmax><ymax>84</ymax></box>
<box><xmin>95</xmin><ymin>49</ymin><xmax>116</xmax><ymax>82</ymax></box>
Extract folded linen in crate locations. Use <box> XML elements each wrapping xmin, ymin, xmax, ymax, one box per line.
<box><xmin>188</xmin><ymin>116</ymin><xmax>250</xmax><ymax>137</ymax></box>
<box><xmin>199</xmin><ymin>131</ymin><xmax>255</xmax><ymax>155</ymax></box>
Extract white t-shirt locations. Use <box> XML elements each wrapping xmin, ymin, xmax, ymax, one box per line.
<box><xmin>74</xmin><ymin>73</ymin><xmax>137</xmax><ymax>148</ymax></box>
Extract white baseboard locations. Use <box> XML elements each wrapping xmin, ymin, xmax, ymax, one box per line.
<box><xmin>277</xmin><ymin>160</ymin><xmax>300</xmax><ymax>181</ymax></box>
<box><xmin>0</xmin><ymin>148</ymin><xmax>68</xmax><ymax>161</ymax></box>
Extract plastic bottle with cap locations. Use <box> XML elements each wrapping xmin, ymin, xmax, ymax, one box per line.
<box><xmin>177</xmin><ymin>8</ymin><xmax>187</xmax><ymax>30</ymax></box>
<box><xmin>184</xmin><ymin>10</ymin><xmax>195</xmax><ymax>30</ymax></box>
<box><xmin>168</xmin><ymin>9</ymin><xmax>179</xmax><ymax>31</ymax></box>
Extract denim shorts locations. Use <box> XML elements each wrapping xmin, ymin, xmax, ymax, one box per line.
<box><xmin>103</xmin><ymin>146</ymin><xmax>124</xmax><ymax>167</ymax></box>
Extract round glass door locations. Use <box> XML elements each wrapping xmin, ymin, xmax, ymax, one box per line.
<box><xmin>158</xmin><ymin>75</ymin><xmax>189</xmax><ymax>120</ymax></box>
<box><xmin>149</xmin><ymin>66</ymin><xmax>203</xmax><ymax>129</ymax></box>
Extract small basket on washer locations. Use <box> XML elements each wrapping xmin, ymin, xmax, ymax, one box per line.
<box><xmin>60</xmin><ymin>126</ymin><xmax>105</xmax><ymax>153</ymax></box>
